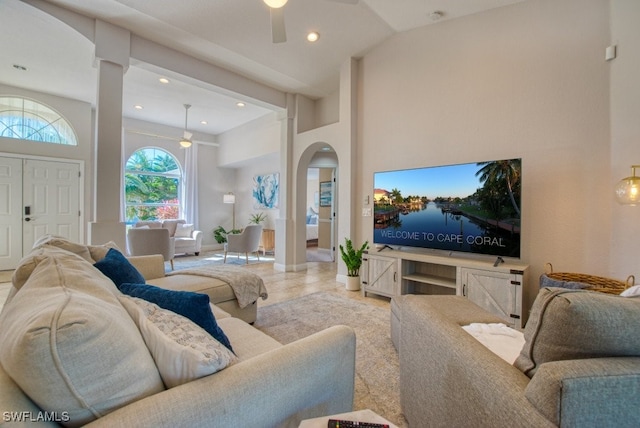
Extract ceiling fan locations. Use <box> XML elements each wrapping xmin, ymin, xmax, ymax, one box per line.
<box><xmin>179</xmin><ymin>104</ymin><xmax>193</xmax><ymax>148</ymax></box>
<box><xmin>263</xmin><ymin>0</ymin><xmax>359</xmax><ymax>44</ymax></box>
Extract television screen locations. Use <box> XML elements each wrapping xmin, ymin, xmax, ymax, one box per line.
<box><xmin>373</xmin><ymin>159</ymin><xmax>521</xmax><ymax>258</ymax></box>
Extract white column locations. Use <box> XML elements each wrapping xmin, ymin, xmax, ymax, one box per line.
<box><xmin>274</xmin><ymin>94</ymin><xmax>296</xmax><ymax>271</ymax></box>
<box><xmin>88</xmin><ymin>21</ymin><xmax>130</xmax><ymax>248</ymax></box>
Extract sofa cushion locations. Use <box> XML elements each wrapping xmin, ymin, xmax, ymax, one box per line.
<box><xmin>217</xmin><ymin>317</ymin><xmax>282</xmax><ymax>360</ymax></box>
<box><xmin>175</xmin><ymin>223</ymin><xmax>194</xmax><ymax>238</ymax></box>
<box><xmin>514</xmin><ymin>287</ymin><xmax>640</xmax><ymax>377</ymax></box>
<box><xmin>12</xmin><ymin>238</ymin><xmax>124</xmax><ymax>291</ymax></box>
<box><xmin>119</xmin><ymin>282</ymin><xmax>233</xmax><ymax>352</ymax></box>
<box><xmin>135</xmin><ymin>221</ymin><xmax>162</xmax><ymax>229</ymax></box>
<box><xmin>119</xmin><ymin>296</ymin><xmax>238</xmax><ymax>388</ymax></box>
<box><xmin>147</xmin><ymin>275</ymin><xmax>236</xmax><ymax>303</ymax></box>
<box><xmin>87</xmin><ymin>241</ymin><xmax>121</xmax><ymax>262</ymax></box>
<box><xmin>0</xmin><ymin>251</ymin><xmax>164</xmax><ymax>427</ymax></box>
<box><xmin>94</xmin><ymin>248</ymin><xmax>146</xmax><ymax>287</ymax></box>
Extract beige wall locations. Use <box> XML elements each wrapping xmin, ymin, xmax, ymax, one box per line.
<box><xmin>610</xmin><ymin>0</ymin><xmax>640</xmax><ymax>280</ymax></box>
<box><xmin>357</xmin><ymin>0</ymin><xmax>612</xmax><ymax>284</ymax></box>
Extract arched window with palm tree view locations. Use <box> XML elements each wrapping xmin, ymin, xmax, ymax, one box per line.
<box><xmin>125</xmin><ymin>148</ymin><xmax>182</xmax><ymax>223</ymax></box>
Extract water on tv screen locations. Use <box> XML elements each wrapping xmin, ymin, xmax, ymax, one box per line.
<box><xmin>373</xmin><ymin>159</ymin><xmax>521</xmax><ymax>258</ymax></box>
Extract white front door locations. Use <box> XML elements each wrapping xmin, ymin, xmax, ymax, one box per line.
<box><xmin>23</xmin><ymin>159</ymin><xmax>80</xmax><ymax>250</ymax></box>
<box><xmin>0</xmin><ymin>157</ymin><xmax>24</xmax><ymax>270</ymax></box>
<box><xmin>0</xmin><ymin>157</ymin><xmax>81</xmax><ymax>270</ymax></box>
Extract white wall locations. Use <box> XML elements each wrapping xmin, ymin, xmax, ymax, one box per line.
<box><xmin>357</xmin><ymin>0</ymin><xmax>613</xmax><ymax>284</ymax></box>
<box><xmin>215</xmin><ymin>112</ymin><xmax>282</xmax><ymax>237</ymax></box>
<box><xmin>217</xmin><ymin>112</ymin><xmax>281</xmax><ymax>167</ymax></box>
<box><xmin>233</xmin><ymin>153</ymin><xmax>280</xmax><ymax>231</ymax></box>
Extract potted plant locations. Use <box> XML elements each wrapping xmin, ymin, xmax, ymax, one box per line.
<box><xmin>249</xmin><ymin>212</ymin><xmax>268</xmax><ymax>225</ymax></box>
<box><xmin>213</xmin><ymin>225</ymin><xmax>242</xmax><ymax>244</ymax></box>
<box><xmin>339</xmin><ymin>238</ymin><xmax>369</xmax><ymax>291</ymax></box>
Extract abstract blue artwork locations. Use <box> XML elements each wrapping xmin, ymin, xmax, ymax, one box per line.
<box><xmin>253</xmin><ymin>173</ymin><xmax>279</xmax><ymax>209</ymax></box>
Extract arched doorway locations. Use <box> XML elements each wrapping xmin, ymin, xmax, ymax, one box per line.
<box><xmin>295</xmin><ymin>143</ymin><xmax>338</xmax><ymax>267</ymax></box>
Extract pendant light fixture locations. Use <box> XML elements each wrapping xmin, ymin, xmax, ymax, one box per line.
<box><xmin>179</xmin><ymin>104</ymin><xmax>193</xmax><ymax>148</ymax></box>
<box><xmin>615</xmin><ymin>165</ymin><xmax>640</xmax><ymax>205</ymax></box>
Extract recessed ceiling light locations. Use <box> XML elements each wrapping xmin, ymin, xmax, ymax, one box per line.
<box><xmin>236</xmin><ymin>102</ymin><xmax>245</xmax><ymax>108</ymax></box>
<box><xmin>307</xmin><ymin>32</ymin><xmax>320</xmax><ymax>42</ymax></box>
<box><xmin>12</xmin><ymin>64</ymin><xmax>27</xmax><ymax>71</ymax></box>
<box><xmin>134</xmin><ymin>105</ymin><xmax>143</xmax><ymax>110</ymax></box>
<box><xmin>429</xmin><ymin>11</ymin><xmax>444</xmax><ymax>21</ymax></box>
<box><xmin>200</xmin><ymin>120</ymin><xmax>208</xmax><ymax>125</ymax></box>
<box><xmin>159</xmin><ymin>77</ymin><xmax>170</xmax><ymax>84</ymax></box>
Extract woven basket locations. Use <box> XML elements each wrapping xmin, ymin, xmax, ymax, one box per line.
<box><xmin>544</xmin><ymin>263</ymin><xmax>635</xmax><ymax>295</ymax></box>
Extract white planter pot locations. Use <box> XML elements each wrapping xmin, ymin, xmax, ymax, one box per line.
<box><xmin>346</xmin><ymin>276</ymin><xmax>360</xmax><ymax>291</ymax></box>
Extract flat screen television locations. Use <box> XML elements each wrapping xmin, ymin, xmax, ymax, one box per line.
<box><xmin>373</xmin><ymin>158</ymin><xmax>522</xmax><ymax>258</ymax></box>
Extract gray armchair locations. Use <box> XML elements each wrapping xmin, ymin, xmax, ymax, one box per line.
<box><xmin>127</xmin><ymin>228</ymin><xmax>175</xmax><ymax>270</ymax></box>
<box><xmin>224</xmin><ymin>224</ymin><xmax>263</xmax><ymax>264</ymax></box>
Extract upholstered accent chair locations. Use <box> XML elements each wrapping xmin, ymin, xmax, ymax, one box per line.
<box><xmin>134</xmin><ymin>219</ymin><xmax>202</xmax><ymax>256</ymax></box>
<box><xmin>224</xmin><ymin>224</ymin><xmax>263</xmax><ymax>264</ymax></box>
<box><xmin>127</xmin><ymin>227</ymin><xmax>175</xmax><ymax>270</ymax></box>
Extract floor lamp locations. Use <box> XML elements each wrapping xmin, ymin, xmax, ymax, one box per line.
<box><xmin>223</xmin><ymin>192</ymin><xmax>236</xmax><ymax>229</ymax></box>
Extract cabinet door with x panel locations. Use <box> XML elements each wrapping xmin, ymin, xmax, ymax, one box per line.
<box><xmin>362</xmin><ymin>253</ymin><xmax>399</xmax><ymax>298</ymax></box>
<box><xmin>461</xmin><ymin>267</ymin><xmax>525</xmax><ymax>329</ymax></box>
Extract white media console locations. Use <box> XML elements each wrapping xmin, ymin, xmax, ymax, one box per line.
<box><xmin>361</xmin><ymin>248</ymin><xmax>533</xmax><ymax>329</ymax></box>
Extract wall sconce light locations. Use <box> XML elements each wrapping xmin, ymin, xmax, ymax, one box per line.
<box><xmin>223</xmin><ymin>192</ymin><xmax>236</xmax><ymax>229</ymax></box>
<box><xmin>615</xmin><ymin>165</ymin><xmax>640</xmax><ymax>206</ymax></box>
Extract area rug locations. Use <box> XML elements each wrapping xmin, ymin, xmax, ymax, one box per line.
<box><xmin>254</xmin><ymin>292</ymin><xmax>407</xmax><ymax>427</ymax></box>
<box><xmin>170</xmin><ymin>251</ymin><xmax>274</xmax><ymax>272</ymax></box>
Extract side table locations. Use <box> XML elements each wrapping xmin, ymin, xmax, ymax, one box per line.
<box><xmin>259</xmin><ymin>228</ymin><xmax>275</xmax><ymax>255</ymax></box>
<box><xmin>299</xmin><ymin>409</ymin><xmax>398</xmax><ymax>428</ymax></box>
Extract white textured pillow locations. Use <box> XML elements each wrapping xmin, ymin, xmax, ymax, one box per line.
<box><xmin>174</xmin><ymin>223</ymin><xmax>194</xmax><ymax>238</ymax></box>
<box><xmin>119</xmin><ymin>295</ymin><xmax>238</xmax><ymax>388</ymax></box>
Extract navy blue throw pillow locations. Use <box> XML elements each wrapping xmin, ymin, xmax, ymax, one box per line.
<box><xmin>94</xmin><ymin>248</ymin><xmax>145</xmax><ymax>288</ymax></box>
<box><xmin>119</xmin><ymin>282</ymin><xmax>233</xmax><ymax>352</ymax></box>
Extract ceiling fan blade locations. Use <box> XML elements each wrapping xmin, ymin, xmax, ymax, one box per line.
<box><xmin>270</xmin><ymin>7</ymin><xmax>286</xmax><ymax>43</ymax></box>
<box><xmin>325</xmin><ymin>0</ymin><xmax>358</xmax><ymax>4</ymax></box>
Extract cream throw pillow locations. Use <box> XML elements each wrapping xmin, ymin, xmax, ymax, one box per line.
<box><xmin>174</xmin><ymin>223</ymin><xmax>194</xmax><ymax>238</ymax></box>
<box><xmin>0</xmin><ymin>252</ymin><xmax>164</xmax><ymax>427</ymax></box>
<box><xmin>119</xmin><ymin>295</ymin><xmax>238</xmax><ymax>388</ymax></box>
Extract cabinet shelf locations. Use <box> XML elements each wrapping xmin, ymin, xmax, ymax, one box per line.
<box><xmin>402</xmin><ymin>273</ymin><xmax>456</xmax><ymax>289</ymax></box>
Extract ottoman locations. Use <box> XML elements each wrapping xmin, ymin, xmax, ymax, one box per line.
<box><xmin>128</xmin><ymin>254</ymin><xmax>260</xmax><ymax>323</ymax></box>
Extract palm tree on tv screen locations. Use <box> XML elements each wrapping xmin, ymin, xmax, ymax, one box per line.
<box><xmin>476</xmin><ymin>159</ymin><xmax>521</xmax><ymax>217</ymax></box>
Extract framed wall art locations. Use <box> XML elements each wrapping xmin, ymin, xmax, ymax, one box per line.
<box><xmin>253</xmin><ymin>173</ymin><xmax>279</xmax><ymax>209</ymax></box>
<box><xmin>319</xmin><ymin>181</ymin><xmax>332</xmax><ymax>207</ymax></box>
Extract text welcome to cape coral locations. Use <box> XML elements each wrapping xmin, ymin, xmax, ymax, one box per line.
<box><xmin>380</xmin><ymin>230</ymin><xmax>507</xmax><ymax>248</ymax></box>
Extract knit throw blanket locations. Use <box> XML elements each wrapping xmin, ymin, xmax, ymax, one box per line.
<box><xmin>167</xmin><ymin>266</ymin><xmax>268</xmax><ymax>308</ymax></box>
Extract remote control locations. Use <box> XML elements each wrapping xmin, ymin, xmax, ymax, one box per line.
<box><xmin>327</xmin><ymin>419</ymin><xmax>389</xmax><ymax>428</ymax></box>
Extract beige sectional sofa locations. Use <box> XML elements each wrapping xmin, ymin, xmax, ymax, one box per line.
<box><xmin>0</xmin><ymin>238</ymin><xmax>356</xmax><ymax>427</ymax></box>
<box><xmin>397</xmin><ymin>292</ymin><xmax>640</xmax><ymax>427</ymax></box>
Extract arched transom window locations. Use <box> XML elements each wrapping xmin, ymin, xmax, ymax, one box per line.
<box><xmin>125</xmin><ymin>147</ymin><xmax>182</xmax><ymax>223</ymax></box>
<box><xmin>0</xmin><ymin>96</ymin><xmax>78</xmax><ymax>145</ymax></box>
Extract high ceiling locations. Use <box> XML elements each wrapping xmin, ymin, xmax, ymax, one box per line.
<box><xmin>0</xmin><ymin>0</ymin><xmax>525</xmax><ymax>136</ymax></box>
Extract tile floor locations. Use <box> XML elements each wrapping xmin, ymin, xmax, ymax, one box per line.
<box><xmin>244</xmin><ymin>260</ymin><xmax>391</xmax><ymax>310</ymax></box>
